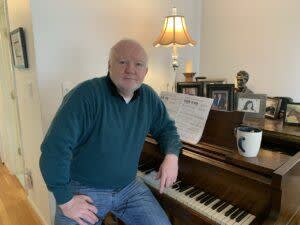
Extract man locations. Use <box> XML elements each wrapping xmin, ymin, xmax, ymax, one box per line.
<box><xmin>212</xmin><ymin>93</ymin><xmax>226</xmax><ymax>110</ymax></box>
<box><xmin>235</xmin><ymin>70</ymin><xmax>253</xmax><ymax>94</ymax></box>
<box><xmin>216</xmin><ymin>93</ymin><xmax>226</xmax><ymax>110</ymax></box>
<box><xmin>40</xmin><ymin>39</ymin><xmax>182</xmax><ymax>225</ymax></box>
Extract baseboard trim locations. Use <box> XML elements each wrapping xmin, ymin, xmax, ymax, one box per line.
<box><xmin>27</xmin><ymin>197</ymin><xmax>49</xmax><ymax>225</ymax></box>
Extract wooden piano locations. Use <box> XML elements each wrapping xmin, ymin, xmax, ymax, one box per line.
<box><xmin>137</xmin><ymin>110</ymin><xmax>300</xmax><ymax>225</ymax></box>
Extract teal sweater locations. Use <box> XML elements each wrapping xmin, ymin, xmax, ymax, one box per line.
<box><xmin>40</xmin><ymin>75</ymin><xmax>182</xmax><ymax>205</ymax></box>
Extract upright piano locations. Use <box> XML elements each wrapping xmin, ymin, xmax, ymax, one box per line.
<box><xmin>137</xmin><ymin>110</ymin><xmax>300</xmax><ymax>225</ymax></box>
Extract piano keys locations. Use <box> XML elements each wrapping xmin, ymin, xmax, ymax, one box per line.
<box><xmin>137</xmin><ymin>163</ymin><xmax>255</xmax><ymax>225</ymax></box>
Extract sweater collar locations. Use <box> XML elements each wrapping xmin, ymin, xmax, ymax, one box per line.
<box><xmin>105</xmin><ymin>73</ymin><xmax>141</xmax><ymax>101</ymax></box>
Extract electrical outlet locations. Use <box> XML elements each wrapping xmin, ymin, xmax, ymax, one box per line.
<box><xmin>17</xmin><ymin>147</ymin><xmax>22</xmax><ymax>155</ymax></box>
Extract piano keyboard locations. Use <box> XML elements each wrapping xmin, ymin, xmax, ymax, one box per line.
<box><xmin>137</xmin><ymin>165</ymin><xmax>256</xmax><ymax>225</ymax></box>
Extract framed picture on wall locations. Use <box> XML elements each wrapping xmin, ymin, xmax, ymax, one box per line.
<box><xmin>206</xmin><ymin>84</ymin><xmax>234</xmax><ymax>111</ymax></box>
<box><xmin>176</xmin><ymin>82</ymin><xmax>204</xmax><ymax>97</ymax></box>
<box><xmin>10</xmin><ymin>27</ymin><xmax>29</xmax><ymax>68</ymax></box>
<box><xmin>265</xmin><ymin>97</ymin><xmax>282</xmax><ymax>119</ymax></box>
<box><xmin>284</xmin><ymin>103</ymin><xmax>300</xmax><ymax>126</ymax></box>
<box><xmin>236</xmin><ymin>93</ymin><xmax>267</xmax><ymax>118</ymax></box>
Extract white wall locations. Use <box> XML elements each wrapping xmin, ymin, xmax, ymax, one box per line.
<box><xmin>200</xmin><ymin>0</ymin><xmax>300</xmax><ymax>101</ymax></box>
<box><xmin>30</xmin><ymin>0</ymin><xmax>202</xmax><ymax>130</ymax></box>
<box><xmin>6</xmin><ymin>0</ymin><xmax>51</xmax><ymax>224</ymax></box>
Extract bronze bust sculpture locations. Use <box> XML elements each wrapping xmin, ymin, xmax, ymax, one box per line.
<box><xmin>235</xmin><ymin>70</ymin><xmax>253</xmax><ymax>94</ymax></box>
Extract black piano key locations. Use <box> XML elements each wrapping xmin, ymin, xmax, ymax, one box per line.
<box><xmin>212</xmin><ymin>200</ymin><xmax>225</xmax><ymax>210</ymax></box>
<box><xmin>230</xmin><ymin>208</ymin><xmax>244</xmax><ymax>220</ymax></box>
<box><xmin>217</xmin><ymin>202</ymin><xmax>229</xmax><ymax>212</ymax></box>
<box><xmin>235</xmin><ymin>211</ymin><xmax>249</xmax><ymax>222</ymax></box>
<box><xmin>196</xmin><ymin>192</ymin><xmax>209</xmax><ymax>201</ymax></box>
<box><xmin>225</xmin><ymin>206</ymin><xmax>239</xmax><ymax>217</ymax></box>
<box><xmin>172</xmin><ymin>181</ymin><xmax>182</xmax><ymax>190</ymax></box>
<box><xmin>185</xmin><ymin>187</ymin><xmax>196</xmax><ymax>196</ymax></box>
<box><xmin>171</xmin><ymin>181</ymin><xmax>181</xmax><ymax>190</ymax></box>
<box><xmin>178</xmin><ymin>184</ymin><xmax>192</xmax><ymax>192</ymax></box>
<box><xmin>200</xmin><ymin>194</ymin><xmax>212</xmax><ymax>203</ymax></box>
<box><xmin>204</xmin><ymin>196</ymin><xmax>217</xmax><ymax>205</ymax></box>
<box><xmin>189</xmin><ymin>189</ymin><xmax>202</xmax><ymax>198</ymax></box>
<box><xmin>171</xmin><ymin>180</ymin><xmax>181</xmax><ymax>189</ymax></box>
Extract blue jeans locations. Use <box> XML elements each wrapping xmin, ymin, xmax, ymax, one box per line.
<box><xmin>55</xmin><ymin>178</ymin><xmax>172</xmax><ymax>225</ymax></box>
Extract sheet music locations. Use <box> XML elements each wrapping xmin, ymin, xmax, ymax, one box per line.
<box><xmin>160</xmin><ymin>92</ymin><xmax>213</xmax><ymax>144</ymax></box>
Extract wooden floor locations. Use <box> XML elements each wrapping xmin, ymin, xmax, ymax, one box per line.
<box><xmin>0</xmin><ymin>163</ymin><xmax>42</xmax><ymax>225</ymax></box>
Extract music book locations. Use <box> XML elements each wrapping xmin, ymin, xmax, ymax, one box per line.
<box><xmin>160</xmin><ymin>92</ymin><xmax>213</xmax><ymax>144</ymax></box>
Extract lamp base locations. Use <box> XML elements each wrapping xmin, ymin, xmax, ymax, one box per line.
<box><xmin>183</xmin><ymin>72</ymin><xmax>196</xmax><ymax>82</ymax></box>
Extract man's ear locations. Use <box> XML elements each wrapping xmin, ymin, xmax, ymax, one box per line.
<box><xmin>108</xmin><ymin>60</ymin><xmax>111</xmax><ymax>71</ymax></box>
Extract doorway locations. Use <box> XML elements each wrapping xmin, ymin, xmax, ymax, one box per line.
<box><xmin>0</xmin><ymin>0</ymin><xmax>25</xmax><ymax>186</ymax></box>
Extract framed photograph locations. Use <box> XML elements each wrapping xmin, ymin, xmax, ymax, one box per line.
<box><xmin>10</xmin><ymin>27</ymin><xmax>28</xmax><ymax>68</ymax></box>
<box><xmin>195</xmin><ymin>78</ymin><xmax>226</xmax><ymax>96</ymax></box>
<box><xmin>284</xmin><ymin>103</ymin><xmax>300</xmax><ymax>126</ymax></box>
<box><xmin>236</xmin><ymin>93</ymin><xmax>267</xmax><ymax>118</ymax></box>
<box><xmin>206</xmin><ymin>84</ymin><xmax>234</xmax><ymax>111</ymax></box>
<box><xmin>265</xmin><ymin>97</ymin><xmax>282</xmax><ymax>119</ymax></box>
<box><xmin>176</xmin><ymin>82</ymin><xmax>204</xmax><ymax>97</ymax></box>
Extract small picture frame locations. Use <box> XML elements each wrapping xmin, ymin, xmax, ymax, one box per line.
<box><xmin>10</xmin><ymin>27</ymin><xmax>28</xmax><ymax>68</ymax></box>
<box><xmin>176</xmin><ymin>82</ymin><xmax>204</xmax><ymax>97</ymax></box>
<box><xmin>284</xmin><ymin>103</ymin><xmax>300</xmax><ymax>126</ymax></box>
<box><xmin>265</xmin><ymin>97</ymin><xmax>282</xmax><ymax>119</ymax></box>
<box><xmin>196</xmin><ymin>79</ymin><xmax>226</xmax><ymax>96</ymax></box>
<box><xmin>206</xmin><ymin>84</ymin><xmax>234</xmax><ymax>111</ymax></box>
<box><xmin>236</xmin><ymin>93</ymin><xmax>267</xmax><ymax>118</ymax></box>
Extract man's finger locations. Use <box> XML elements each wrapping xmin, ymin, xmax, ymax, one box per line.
<box><xmin>81</xmin><ymin>210</ymin><xmax>99</xmax><ymax>224</ymax></box>
<box><xmin>87</xmin><ymin>204</ymin><xmax>98</xmax><ymax>214</ymax></box>
<box><xmin>76</xmin><ymin>218</ymin><xmax>88</xmax><ymax>225</ymax></box>
<box><xmin>165</xmin><ymin>177</ymin><xmax>173</xmax><ymax>188</ymax></box>
<box><xmin>159</xmin><ymin>173</ymin><xmax>167</xmax><ymax>193</ymax></box>
<box><xmin>156</xmin><ymin>167</ymin><xmax>162</xmax><ymax>180</ymax></box>
<box><xmin>79</xmin><ymin>195</ymin><xmax>93</xmax><ymax>203</ymax></box>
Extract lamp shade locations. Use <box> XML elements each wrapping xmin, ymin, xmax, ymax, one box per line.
<box><xmin>153</xmin><ymin>9</ymin><xmax>196</xmax><ymax>47</ymax></box>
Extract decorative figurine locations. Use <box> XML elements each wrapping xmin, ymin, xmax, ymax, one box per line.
<box><xmin>235</xmin><ymin>70</ymin><xmax>253</xmax><ymax>94</ymax></box>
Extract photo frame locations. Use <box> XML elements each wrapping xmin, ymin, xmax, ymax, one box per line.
<box><xmin>265</xmin><ymin>97</ymin><xmax>282</xmax><ymax>119</ymax></box>
<box><xmin>236</xmin><ymin>93</ymin><xmax>267</xmax><ymax>119</ymax></box>
<box><xmin>206</xmin><ymin>84</ymin><xmax>234</xmax><ymax>111</ymax></box>
<box><xmin>10</xmin><ymin>27</ymin><xmax>28</xmax><ymax>68</ymax></box>
<box><xmin>195</xmin><ymin>78</ymin><xmax>226</xmax><ymax>96</ymax></box>
<box><xmin>284</xmin><ymin>103</ymin><xmax>300</xmax><ymax>126</ymax></box>
<box><xmin>176</xmin><ymin>82</ymin><xmax>204</xmax><ymax>97</ymax></box>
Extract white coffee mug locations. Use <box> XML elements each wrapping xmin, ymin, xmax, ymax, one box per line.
<box><xmin>235</xmin><ymin>126</ymin><xmax>262</xmax><ymax>157</ymax></box>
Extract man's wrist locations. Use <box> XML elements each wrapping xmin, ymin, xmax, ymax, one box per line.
<box><xmin>165</xmin><ymin>153</ymin><xmax>178</xmax><ymax>161</ymax></box>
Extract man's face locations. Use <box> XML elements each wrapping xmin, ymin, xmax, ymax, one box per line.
<box><xmin>109</xmin><ymin>42</ymin><xmax>148</xmax><ymax>94</ymax></box>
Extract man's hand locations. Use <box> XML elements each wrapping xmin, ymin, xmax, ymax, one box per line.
<box><xmin>59</xmin><ymin>195</ymin><xmax>99</xmax><ymax>225</ymax></box>
<box><xmin>156</xmin><ymin>153</ymin><xmax>178</xmax><ymax>194</ymax></box>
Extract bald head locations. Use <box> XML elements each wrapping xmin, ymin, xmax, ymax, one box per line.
<box><xmin>108</xmin><ymin>39</ymin><xmax>149</xmax><ymax>98</ymax></box>
<box><xmin>109</xmin><ymin>39</ymin><xmax>148</xmax><ymax>65</ymax></box>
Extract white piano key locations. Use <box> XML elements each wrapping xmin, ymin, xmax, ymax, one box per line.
<box><xmin>187</xmin><ymin>192</ymin><xmax>204</xmax><ymax>207</ymax></box>
<box><xmin>221</xmin><ymin>207</ymin><xmax>240</xmax><ymax>225</ymax></box>
<box><xmin>241</xmin><ymin>214</ymin><xmax>255</xmax><ymax>225</ymax></box>
<box><xmin>214</xmin><ymin>205</ymin><xmax>234</xmax><ymax>224</ymax></box>
<box><xmin>202</xmin><ymin>199</ymin><xmax>221</xmax><ymax>217</ymax></box>
<box><xmin>232</xmin><ymin>214</ymin><xmax>251</xmax><ymax>225</ymax></box>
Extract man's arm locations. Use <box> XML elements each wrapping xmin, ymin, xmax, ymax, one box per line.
<box><xmin>149</xmin><ymin>93</ymin><xmax>182</xmax><ymax>193</ymax></box>
<box><xmin>39</xmin><ymin>82</ymin><xmax>98</xmax><ymax>225</ymax></box>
